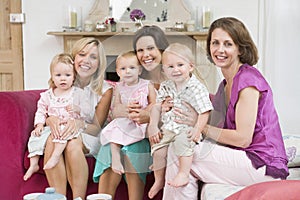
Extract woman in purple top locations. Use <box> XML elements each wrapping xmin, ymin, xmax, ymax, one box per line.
<box><xmin>162</xmin><ymin>17</ymin><xmax>289</xmax><ymax>200</ymax></box>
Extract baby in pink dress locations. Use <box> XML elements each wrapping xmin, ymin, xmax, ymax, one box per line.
<box><xmin>24</xmin><ymin>53</ymin><xmax>89</xmax><ymax>181</ymax></box>
<box><xmin>100</xmin><ymin>51</ymin><xmax>156</xmax><ymax>175</ymax></box>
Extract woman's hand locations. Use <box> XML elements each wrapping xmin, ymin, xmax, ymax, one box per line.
<box><xmin>46</xmin><ymin>116</ymin><xmax>61</xmax><ymax>139</ymax></box>
<box><xmin>128</xmin><ymin>102</ymin><xmax>150</xmax><ymax>124</ymax></box>
<box><xmin>112</xmin><ymin>103</ymin><xmax>129</xmax><ymax>118</ymax></box>
<box><xmin>173</xmin><ymin>101</ymin><xmax>198</xmax><ymax>127</ymax></box>
<box><xmin>59</xmin><ymin>118</ymin><xmax>79</xmax><ymax>140</ymax></box>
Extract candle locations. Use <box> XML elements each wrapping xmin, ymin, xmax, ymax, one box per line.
<box><xmin>69</xmin><ymin>8</ymin><xmax>77</xmax><ymax>28</ymax></box>
<box><xmin>202</xmin><ymin>6</ymin><xmax>211</xmax><ymax>29</ymax></box>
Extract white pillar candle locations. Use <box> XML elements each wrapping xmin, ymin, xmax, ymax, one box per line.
<box><xmin>202</xmin><ymin>6</ymin><xmax>211</xmax><ymax>29</ymax></box>
<box><xmin>69</xmin><ymin>7</ymin><xmax>77</xmax><ymax>28</ymax></box>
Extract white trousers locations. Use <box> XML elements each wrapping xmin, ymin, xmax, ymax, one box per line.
<box><xmin>163</xmin><ymin>140</ymin><xmax>277</xmax><ymax>200</ymax></box>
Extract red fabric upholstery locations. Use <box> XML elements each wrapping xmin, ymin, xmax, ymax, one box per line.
<box><xmin>225</xmin><ymin>180</ymin><xmax>300</xmax><ymax>200</ymax></box>
<box><xmin>0</xmin><ymin>90</ymin><xmax>162</xmax><ymax>199</ymax></box>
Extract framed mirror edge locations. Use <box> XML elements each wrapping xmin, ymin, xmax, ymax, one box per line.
<box><xmin>86</xmin><ymin>0</ymin><xmax>192</xmax><ymax>28</ymax></box>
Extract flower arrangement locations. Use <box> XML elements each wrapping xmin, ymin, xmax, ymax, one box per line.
<box><xmin>129</xmin><ymin>9</ymin><xmax>146</xmax><ymax>22</ymax></box>
<box><xmin>105</xmin><ymin>17</ymin><xmax>116</xmax><ymax>25</ymax></box>
<box><xmin>104</xmin><ymin>17</ymin><xmax>117</xmax><ymax>32</ymax></box>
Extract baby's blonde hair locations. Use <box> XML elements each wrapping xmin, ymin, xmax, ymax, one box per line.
<box><xmin>163</xmin><ymin>43</ymin><xmax>195</xmax><ymax>65</ymax></box>
<box><xmin>116</xmin><ymin>51</ymin><xmax>140</xmax><ymax>68</ymax></box>
<box><xmin>163</xmin><ymin>43</ymin><xmax>205</xmax><ymax>84</ymax></box>
<box><xmin>48</xmin><ymin>53</ymin><xmax>75</xmax><ymax>88</ymax></box>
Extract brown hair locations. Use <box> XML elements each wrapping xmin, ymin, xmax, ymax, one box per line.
<box><xmin>133</xmin><ymin>25</ymin><xmax>169</xmax><ymax>53</ymax></box>
<box><xmin>206</xmin><ymin>17</ymin><xmax>259</xmax><ymax>66</ymax></box>
<box><xmin>48</xmin><ymin>53</ymin><xmax>75</xmax><ymax>88</ymax></box>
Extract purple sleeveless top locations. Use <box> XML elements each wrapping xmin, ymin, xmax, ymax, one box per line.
<box><xmin>212</xmin><ymin>64</ymin><xmax>289</xmax><ymax>179</ymax></box>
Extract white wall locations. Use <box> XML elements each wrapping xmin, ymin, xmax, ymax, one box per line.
<box><xmin>22</xmin><ymin>0</ymin><xmax>259</xmax><ymax>90</ymax></box>
<box><xmin>22</xmin><ymin>0</ymin><xmax>300</xmax><ymax>133</ymax></box>
<box><xmin>22</xmin><ymin>0</ymin><xmax>95</xmax><ymax>89</ymax></box>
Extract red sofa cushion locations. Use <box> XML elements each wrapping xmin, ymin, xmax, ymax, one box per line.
<box><xmin>225</xmin><ymin>180</ymin><xmax>300</xmax><ymax>200</ymax></box>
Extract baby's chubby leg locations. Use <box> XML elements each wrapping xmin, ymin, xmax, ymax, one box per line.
<box><xmin>167</xmin><ymin>155</ymin><xmax>192</xmax><ymax>187</ymax></box>
<box><xmin>44</xmin><ymin>142</ymin><xmax>67</xmax><ymax>169</ymax></box>
<box><xmin>24</xmin><ymin>155</ymin><xmax>40</xmax><ymax>181</ymax></box>
<box><xmin>111</xmin><ymin>143</ymin><xmax>125</xmax><ymax>175</ymax></box>
<box><xmin>148</xmin><ymin>146</ymin><xmax>168</xmax><ymax>199</ymax></box>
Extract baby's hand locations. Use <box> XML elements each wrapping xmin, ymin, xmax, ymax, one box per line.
<box><xmin>31</xmin><ymin>124</ymin><xmax>44</xmax><ymax>136</ymax></box>
<box><xmin>65</xmin><ymin>104</ymin><xmax>74</xmax><ymax>112</ymax></box>
<box><xmin>187</xmin><ymin>127</ymin><xmax>202</xmax><ymax>144</ymax></box>
<box><xmin>147</xmin><ymin>124</ymin><xmax>162</xmax><ymax>144</ymax></box>
<box><xmin>66</xmin><ymin>104</ymin><xmax>80</xmax><ymax>115</ymax></box>
<box><xmin>162</xmin><ymin>96</ymin><xmax>174</xmax><ymax>113</ymax></box>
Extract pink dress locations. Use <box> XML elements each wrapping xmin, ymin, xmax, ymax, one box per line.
<box><xmin>100</xmin><ymin>78</ymin><xmax>150</xmax><ymax>146</ymax></box>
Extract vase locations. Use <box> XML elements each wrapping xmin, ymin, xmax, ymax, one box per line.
<box><xmin>134</xmin><ymin>19</ymin><xmax>143</xmax><ymax>31</ymax></box>
<box><xmin>111</xmin><ymin>23</ymin><xmax>116</xmax><ymax>32</ymax></box>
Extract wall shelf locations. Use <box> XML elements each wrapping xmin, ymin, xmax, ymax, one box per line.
<box><xmin>47</xmin><ymin>31</ymin><xmax>208</xmax><ymax>37</ymax></box>
<box><xmin>47</xmin><ymin>30</ymin><xmax>208</xmax><ymax>59</ymax></box>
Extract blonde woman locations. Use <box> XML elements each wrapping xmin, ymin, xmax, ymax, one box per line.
<box><xmin>44</xmin><ymin>38</ymin><xmax>113</xmax><ymax>199</ymax></box>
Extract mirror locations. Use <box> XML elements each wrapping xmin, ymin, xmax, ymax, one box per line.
<box><xmin>110</xmin><ymin>0</ymin><xmax>168</xmax><ymax>22</ymax></box>
<box><xmin>87</xmin><ymin>0</ymin><xmax>191</xmax><ymax>26</ymax></box>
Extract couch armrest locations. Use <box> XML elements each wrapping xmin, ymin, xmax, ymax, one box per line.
<box><xmin>0</xmin><ymin>90</ymin><xmax>44</xmax><ymax>196</ymax></box>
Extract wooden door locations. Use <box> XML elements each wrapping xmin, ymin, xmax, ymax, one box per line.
<box><xmin>0</xmin><ymin>0</ymin><xmax>24</xmax><ymax>91</ymax></box>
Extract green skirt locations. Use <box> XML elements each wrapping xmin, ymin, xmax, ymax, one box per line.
<box><xmin>93</xmin><ymin>138</ymin><xmax>152</xmax><ymax>184</ymax></box>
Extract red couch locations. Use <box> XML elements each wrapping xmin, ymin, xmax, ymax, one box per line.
<box><xmin>0</xmin><ymin>90</ymin><xmax>162</xmax><ymax>199</ymax></box>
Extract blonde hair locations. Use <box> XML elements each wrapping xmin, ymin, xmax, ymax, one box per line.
<box><xmin>71</xmin><ymin>37</ymin><xmax>107</xmax><ymax>95</ymax></box>
<box><xmin>116</xmin><ymin>51</ymin><xmax>140</xmax><ymax>68</ymax></box>
<box><xmin>163</xmin><ymin>43</ymin><xmax>205</xmax><ymax>84</ymax></box>
<box><xmin>163</xmin><ymin>43</ymin><xmax>195</xmax><ymax>64</ymax></box>
<box><xmin>48</xmin><ymin>53</ymin><xmax>75</xmax><ymax>88</ymax></box>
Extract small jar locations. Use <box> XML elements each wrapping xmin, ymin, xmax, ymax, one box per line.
<box><xmin>36</xmin><ymin>187</ymin><xmax>66</xmax><ymax>200</ymax></box>
<box><xmin>174</xmin><ymin>22</ymin><xmax>185</xmax><ymax>31</ymax></box>
<box><xmin>186</xmin><ymin>20</ymin><xmax>195</xmax><ymax>32</ymax></box>
<box><xmin>84</xmin><ymin>20</ymin><xmax>94</xmax><ymax>32</ymax></box>
<box><xmin>96</xmin><ymin>22</ymin><xmax>107</xmax><ymax>32</ymax></box>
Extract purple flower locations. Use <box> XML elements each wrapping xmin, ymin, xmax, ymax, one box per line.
<box><xmin>130</xmin><ymin>9</ymin><xmax>146</xmax><ymax>21</ymax></box>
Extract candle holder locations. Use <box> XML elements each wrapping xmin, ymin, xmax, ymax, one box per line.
<box><xmin>202</xmin><ymin>6</ymin><xmax>211</xmax><ymax>29</ymax></box>
<box><xmin>62</xmin><ymin>5</ymin><xmax>82</xmax><ymax>32</ymax></box>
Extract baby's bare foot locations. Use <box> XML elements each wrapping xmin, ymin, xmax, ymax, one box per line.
<box><xmin>112</xmin><ymin>167</ymin><xmax>124</xmax><ymax>175</ymax></box>
<box><xmin>148</xmin><ymin>180</ymin><xmax>164</xmax><ymax>199</ymax></box>
<box><xmin>167</xmin><ymin>172</ymin><xmax>189</xmax><ymax>187</ymax></box>
<box><xmin>43</xmin><ymin>155</ymin><xmax>60</xmax><ymax>170</ymax></box>
<box><xmin>111</xmin><ymin>161</ymin><xmax>124</xmax><ymax>175</ymax></box>
<box><xmin>111</xmin><ymin>155</ymin><xmax>124</xmax><ymax>175</ymax></box>
<box><xmin>24</xmin><ymin>165</ymin><xmax>39</xmax><ymax>181</ymax></box>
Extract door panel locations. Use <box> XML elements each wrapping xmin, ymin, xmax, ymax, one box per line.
<box><xmin>0</xmin><ymin>0</ymin><xmax>23</xmax><ymax>91</ymax></box>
